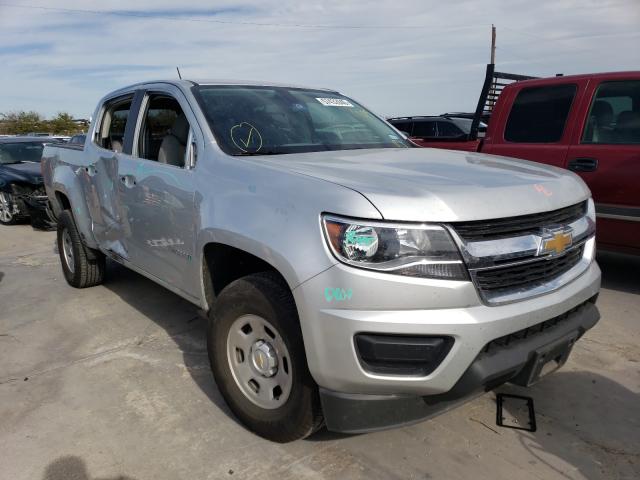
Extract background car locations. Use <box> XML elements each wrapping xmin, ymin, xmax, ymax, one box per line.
<box><xmin>0</xmin><ymin>136</ymin><xmax>56</xmax><ymax>229</ymax></box>
<box><xmin>388</xmin><ymin>115</ymin><xmax>488</xmax><ymax>151</ymax></box>
<box><xmin>68</xmin><ymin>134</ymin><xmax>86</xmax><ymax>145</ymax></box>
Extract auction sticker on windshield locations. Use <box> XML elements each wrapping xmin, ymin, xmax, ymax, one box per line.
<box><xmin>316</xmin><ymin>98</ymin><xmax>354</xmax><ymax>107</ymax></box>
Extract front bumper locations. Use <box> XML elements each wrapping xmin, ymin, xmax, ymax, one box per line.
<box><xmin>293</xmin><ymin>261</ymin><xmax>600</xmax><ymax>432</ymax></box>
<box><xmin>319</xmin><ymin>299</ymin><xmax>599</xmax><ymax>433</ymax></box>
<box><xmin>293</xmin><ymin>260</ymin><xmax>600</xmax><ymax>395</ymax></box>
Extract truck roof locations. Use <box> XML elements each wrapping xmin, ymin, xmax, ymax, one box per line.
<box><xmin>106</xmin><ymin>79</ymin><xmax>338</xmax><ymax>97</ymax></box>
<box><xmin>510</xmin><ymin>70</ymin><xmax>640</xmax><ymax>87</ymax></box>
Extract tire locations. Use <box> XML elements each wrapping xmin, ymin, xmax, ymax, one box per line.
<box><xmin>0</xmin><ymin>191</ymin><xmax>19</xmax><ymax>225</ymax></box>
<box><xmin>57</xmin><ymin>210</ymin><xmax>106</xmax><ymax>288</ymax></box>
<box><xmin>208</xmin><ymin>272</ymin><xmax>323</xmax><ymax>442</ymax></box>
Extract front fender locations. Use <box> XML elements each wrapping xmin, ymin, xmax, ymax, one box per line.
<box><xmin>194</xmin><ymin>153</ymin><xmax>382</xmax><ymax>304</ymax></box>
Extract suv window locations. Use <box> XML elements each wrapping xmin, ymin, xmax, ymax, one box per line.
<box><xmin>137</xmin><ymin>94</ymin><xmax>190</xmax><ymax>167</ymax></box>
<box><xmin>391</xmin><ymin>121</ymin><xmax>412</xmax><ymax>135</ymax></box>
<box><xmin>96</xmin><ymin>96</ymin><xmax>133</xmax><ymax>152</ymax></box>
<box><xmin>582</xmin><ymin>80</ymin><xmax>640</xmax><ymax>144</ymax></box>
<box><xmin>505</xmin><ymin>84</ymin><xmax>577</xmax><ymax>143</ymax></box>
<box><xmin>412</xmin><ymin>121</ymin><xmax>436</xmax><ymax>138</ymax></box>
<box><xmin>436</xmin><ymin>121</ymin><xmax>464</xmax><ymax>138</ymax></box>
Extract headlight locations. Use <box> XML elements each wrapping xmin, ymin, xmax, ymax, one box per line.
<box><xmin>322</xmin><ymin>215</ymin><xmax>468</xmax><ymax>280</ymax></box>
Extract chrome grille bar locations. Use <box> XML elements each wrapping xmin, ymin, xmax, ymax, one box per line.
<box><xmin>447</xmin><ymin>201</ymin><xmax>595</xmax><ymax>306</ymax></box>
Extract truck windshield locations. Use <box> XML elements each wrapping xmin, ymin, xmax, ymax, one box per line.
<box><xmin>0</xmin><ymin>142</ymin><xmax>46</xmax><ymax>164</ymax></box>
<box><xmin>193</xmin><ymin>85</ymin><xmax>410</xmax><ymax>155</ymax></box>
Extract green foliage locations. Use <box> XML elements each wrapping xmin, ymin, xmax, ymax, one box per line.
<box><xmin>0</xmin><ymin>111</ymin><xmax>84</xmax><ymax>135</ymax></box>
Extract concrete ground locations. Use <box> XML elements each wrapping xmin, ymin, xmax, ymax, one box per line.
<box><xmin>1</xmin><ymin>224</ymin><xmax>638</xmax><ymax>480</ymax></box>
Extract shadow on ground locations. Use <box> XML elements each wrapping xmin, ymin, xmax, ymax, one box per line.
<box><xmin>43</xmin><ymin>455</ymin><xmax>136</xmax><ymax>480</ymax></box>
<box><xmin>102</xmin><ymin>261</ymin><xmax>239</xmax><ymax>427</ymax></box>
<box><xmin>597</xmin><ymin>250</ymin><xmax>640</xmax><ymax>295</ymax></box>
<box><xmin>497</xmin><ymin>370</ymin><xmax>639</xmax><ymax>479</ymax></box>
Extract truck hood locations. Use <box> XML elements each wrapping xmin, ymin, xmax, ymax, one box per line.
<box><xmin>261</xmin><ymin>148</ymin><xmax>591</xmax><ymax>222</ymax></box>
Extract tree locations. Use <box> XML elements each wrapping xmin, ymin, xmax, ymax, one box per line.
<box><xmin>0</xmin><ymin>111</ymin><xmax>83</xmax><ymax>135</ymax></box>
<box><xmin>0</xmin><ymin>111</ymin><xmax>44</xmax><ymax>134</ymax></box>
<box><xmin>47</xmin><ymin>112</ymin><xmax>81</xmax><ymax>135</ymax></box>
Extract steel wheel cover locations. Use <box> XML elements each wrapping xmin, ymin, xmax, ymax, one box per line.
<box><xmin>226</xmin><ymin>314</ymin><xmax>293</xmax><ymax>409</ymax></box>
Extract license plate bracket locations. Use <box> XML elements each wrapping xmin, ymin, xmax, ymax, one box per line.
<box><xmin>496</xmin><ymin>393</ymin><xmax>537</xmax><ymax>432</ymax></box>
<box><xmin>523</xmin><ymin>332</ymin><xmax>579</xmax><ymax>386</ymax></box>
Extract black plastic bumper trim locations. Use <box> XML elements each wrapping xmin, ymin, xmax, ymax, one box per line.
<box><xmin>354</xmin><ymin>334</ymin><xmax>454</xmax><ymax>376</ymax></box>
<box><xmin>320</xmin><ymin>300</ymin><xmax>600</xmax><ymax>434</ymax></box>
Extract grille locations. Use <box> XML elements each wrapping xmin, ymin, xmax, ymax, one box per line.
<box><xmin>452</xmin><ymin>201</ymin><xmax>587</xmax><ymax>241</ymax></box>
<box><xmin>474</xmin><ymin>245</ymin><xmax>584</xmax><ymax>293</ymax></box>
<box><xmin>481</xmin><ymin>298</ymin><xmax>594</xmax><ymax>355</ymax></box>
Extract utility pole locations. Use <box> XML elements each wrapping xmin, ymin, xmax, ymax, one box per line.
<box><xmin>490</xmin><ymin>24</ymin><xmax>496</xmax><ymax>65</ymax></box>
<box><xmin>488</xmin><ymin>25</ymin><xmax>497</xmax><ymax>112</ymax></box>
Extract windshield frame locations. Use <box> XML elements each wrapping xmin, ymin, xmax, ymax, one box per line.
<box><xmin>192</xmin><ymin>84</ymin><xmax>411</xmax><ymax>156</ymax></box>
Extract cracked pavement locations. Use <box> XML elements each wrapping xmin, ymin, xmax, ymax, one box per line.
<box><xmin>1</xmin><ymin>224</ymin><xmax>638</xmax><ymax>480</ymax></box>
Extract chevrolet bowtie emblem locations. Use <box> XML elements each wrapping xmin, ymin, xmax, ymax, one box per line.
<box><xmin>538</xmin><ymin>228</ymin><xmax>573</xmax><ymax>256</ymax></box>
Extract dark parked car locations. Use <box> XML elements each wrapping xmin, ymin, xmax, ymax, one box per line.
<box><xmin>0</xmin><ymin>137</ymin><xmax>56</xmax><ymax>229</ymax></box>
<box><xmin>388</xmin><ymin>115</ymin><xmax>488</xmax><ymax>151</ymax></box>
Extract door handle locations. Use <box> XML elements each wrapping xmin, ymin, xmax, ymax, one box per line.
<box><xmin>120</xmin><ymin>174</ymin><xmax>137</xmax><ymax>188</ymax></box>
<box><xmin>85</xmin><ymin>164</ymin><xmax>98</xmax><ymax>176</ymax></box>
<box><xmin>568</xmin><ymin>158</ymin><xmax>598</xmax><ymax>172</ymax></box>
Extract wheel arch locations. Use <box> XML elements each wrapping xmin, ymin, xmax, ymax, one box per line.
<box><xmin>50</xmin><ymin>186</ymin><xmax>98</xmax><ymax>250</ymax></box>
<box><xmin>201</xmin><ymin>242</ymin><xmax>293</xmax><ymax>311</ymax></box>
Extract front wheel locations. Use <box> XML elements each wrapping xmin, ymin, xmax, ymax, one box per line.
<box><xmin>208</xmin><ymin>272</ymin><xmax>323</xmax><ymax>442</ymax></box>
<box><xmin>57</xmin><ymin>210</ymin><xmax>106</xmax><ymax>288</ymax></box>
<box><xmin>0</xmin><ymin>191</ymin><xmax>19</xmax><ymax>225</ymax></box>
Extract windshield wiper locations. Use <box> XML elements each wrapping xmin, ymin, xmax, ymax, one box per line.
<box><xmin>234</xmin><ymin>150</ymin><xmax>286</xmax><ymax>156</ymax></box>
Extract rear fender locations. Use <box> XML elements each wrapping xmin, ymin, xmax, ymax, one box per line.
<box><xmin>51</xmin><ymin>164</ymin><xmax>98</xmax><ymax>249</ymax></box>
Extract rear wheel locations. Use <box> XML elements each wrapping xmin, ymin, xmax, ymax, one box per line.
<box><xmin>57</xmin><ymin>210</ymin><xmax>105</xmax><ymax>288</ymax></box>
<box><xmin>0</xmin><ymin>191</ymin><xmax>19</xmax><ymax>225</ymax></box>
<box><xmin>208</xmin><ymin>272</ymin><xmax>323</xmax><ymax>442</ymax></box>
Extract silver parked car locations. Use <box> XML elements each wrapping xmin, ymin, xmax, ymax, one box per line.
<box><xmin>41</xmin><ymin>80</ymin><xmax>600</xmax><ymax>442</ymax></box>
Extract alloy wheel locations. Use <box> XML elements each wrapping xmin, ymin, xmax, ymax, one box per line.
<box><xmin>0</xmin><ymin>192</ymin><xmax>14</xmax><ymax>223</ymax></box>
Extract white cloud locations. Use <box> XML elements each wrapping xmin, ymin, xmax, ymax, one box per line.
<box><xmin>0</xmin><ymin>0</ymin><xmax>638</xmax><ymax>118</ymax></box>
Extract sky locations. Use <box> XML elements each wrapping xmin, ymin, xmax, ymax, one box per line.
<box><xmin>1</xmin><ymin>0</ymin><xmax>639</xmax><ymax>120</ymax></box>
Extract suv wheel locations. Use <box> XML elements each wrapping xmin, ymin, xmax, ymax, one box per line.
<box><xmin>208</xmin><ymin>272</ymin><xmax>323</xmax><ymax>442</ymax></box>
<box><xmin>57</xmin><ymin>210</ymin><xmax>106</xmax><ymax>288</ymax></box>
<box><xmin>0</xmin><ymin>191</ymin><xmax>19</xmax><ymax>225</ymax></box>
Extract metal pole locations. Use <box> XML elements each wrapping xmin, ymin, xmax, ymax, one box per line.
<box><xmin>491</xmin><ymin>24</ymin><xmax>496</xmax><ymax>64</ymax></box>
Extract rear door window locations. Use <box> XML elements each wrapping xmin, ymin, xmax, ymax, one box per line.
<box><xmin>505</xmin><ymin>85</ymin><xmax>577</xmax><ymax>143</ymax></box>
<box><xmin>582</xmin><ymin>80</ymin><xmax>640</xmax><ymax>144</ymax></box>
<box><xmin>96</xmin><ymin>96</ymin><xmax>134</xmax><ymax>152</ymax></box>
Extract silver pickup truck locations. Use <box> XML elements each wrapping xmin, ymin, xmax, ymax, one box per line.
<box><xmin>42</xmin><ymin>80</ymin><xmax>601</xmax><ymax>442</ymax></box>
